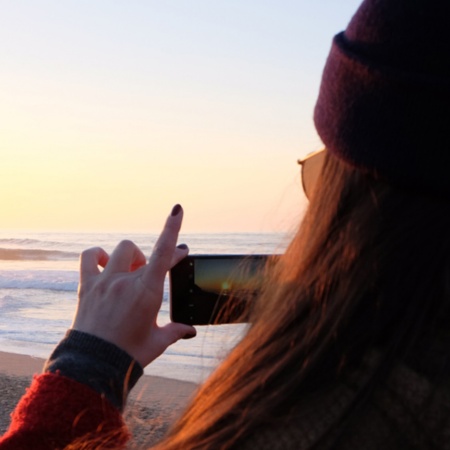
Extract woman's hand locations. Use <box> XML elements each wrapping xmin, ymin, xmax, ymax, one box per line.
<box><xmin>71</xmin><ymin>204</ymin><xmax>196</xmax><ymax>368</ymax></box>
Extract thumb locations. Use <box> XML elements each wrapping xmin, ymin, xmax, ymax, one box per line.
<box><xmin>138</xmin><ymin>323</ymin><xmax>197</xmax><ymax>367</ymax></box>
<box><xmin>158</xmin><ymin>322</ymin><xmax>197</xmax><ymax>346</ymax></box>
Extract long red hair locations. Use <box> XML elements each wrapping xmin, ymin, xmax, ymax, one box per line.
<box><xmin>154</xmin><ymin>151</ymin><xmax>450</xmax><ymax>449</ymax></box>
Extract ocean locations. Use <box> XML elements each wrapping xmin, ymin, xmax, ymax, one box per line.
<box><xmin>0</xmin><ymin>231</ymin><xmax>287</xmax><ymax>383</ymax></box>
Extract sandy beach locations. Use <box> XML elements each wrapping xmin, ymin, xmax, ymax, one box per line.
<box><xmin>0</xmin><ymin>351</ymin><xmax>198</xmax><ymax>446</ymax></box>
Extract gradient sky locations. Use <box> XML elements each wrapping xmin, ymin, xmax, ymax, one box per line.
<box><xmin>1</xmin><ymin>0</ymin><xmax>362</xmax><ymax>233</ymax></box>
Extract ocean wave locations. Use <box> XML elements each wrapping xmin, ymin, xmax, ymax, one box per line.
<box><xmin>0</xmin><ymin>238</ymin><xmax>67</xmax><ymax>247</ymax></box>
<box><xmin>0</xmin><ymin>270</ymin><xmax>79</xmax><ymax>292</ymax></box>
<box><xmin>0</xmin><ymin>279</ymin><xmax>78</xmax><ymax>291</ymax></box>
<box><xmin>0</xmin><ymin>238</ymin><xmax>40</xmax><ymax>244</ymax></box>
<box><xmin>0</xmin><ymin>248</ymin><xmax>79</xmax><ymax>261</ymax></box>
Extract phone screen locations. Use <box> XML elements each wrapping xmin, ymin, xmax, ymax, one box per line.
<box><xmin>170</xmin><ymin>255</ymin><xmax>271</xmax><ymax>325</ymax></box>
<box><xmin>194</xmin><ymin>257</ymin><xmax>263</xmax><ymax>295</ymax></box>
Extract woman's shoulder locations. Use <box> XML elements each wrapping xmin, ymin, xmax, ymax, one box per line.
<box><xmin>239</xmin><ymin>349</ymin><xmax>450</xmax><ymax>450</ymax></box>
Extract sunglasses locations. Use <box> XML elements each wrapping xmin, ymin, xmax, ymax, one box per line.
<box><xmin>297</xmin><ymin>149</ymin><xmax>326</xmax><ymax>199</ymax></box>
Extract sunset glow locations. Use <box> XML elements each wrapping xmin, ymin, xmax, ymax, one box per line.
<box><xmin>1</xmin><ymin>1</ymin><xmax>361</xmax><ymax>233</ymax></box>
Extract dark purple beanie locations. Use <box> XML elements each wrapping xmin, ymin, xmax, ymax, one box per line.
<box><xmin>314</xmin><ymin>0</ymin><xmax>450</xmax><ymax>198</ymax></box>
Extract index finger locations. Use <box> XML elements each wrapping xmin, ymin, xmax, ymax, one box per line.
<box><xmin>143</xmin><ymin>204</ymin><xmax>183</xmax><ymax>286</ymax></box>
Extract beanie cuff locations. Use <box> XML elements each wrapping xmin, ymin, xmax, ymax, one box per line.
<box><xmin>314</xmin><ymin>32</ymin><xmax>450</xmax><ymax>198</ymax></box>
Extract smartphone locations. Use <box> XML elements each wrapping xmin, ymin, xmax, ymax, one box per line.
<box><xmin>170</xmin><ymin>254</ymin><xmax>272</xmax><ymax>325</ymax></box>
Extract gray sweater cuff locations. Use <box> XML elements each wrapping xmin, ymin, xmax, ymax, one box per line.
<box><xmin>44</xmin><ymin>329</ymin><xmax>143</xmax><ymax>411</ymax></box>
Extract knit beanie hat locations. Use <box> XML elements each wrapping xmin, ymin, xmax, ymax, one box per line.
<box><xmin>314</xmin><ymin>0</ymin><xmax>450</xmax><ymax>198</ymax></box>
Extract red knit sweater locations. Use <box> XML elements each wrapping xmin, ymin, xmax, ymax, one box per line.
<box><xmin>0</xmin><ymin>372</ymin><xmax>128</xmax><ymax>450</ymax></box>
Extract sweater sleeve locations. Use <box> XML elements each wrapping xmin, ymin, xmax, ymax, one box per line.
<box><xmin>0</xmin><ymin>330</ymin><xmax>144</xmax><ymax>449</ymax></box>
<box><xmin>0</xmin><ymin>373</ymin><xmax>129</xmax><ymax>450</ymax></box>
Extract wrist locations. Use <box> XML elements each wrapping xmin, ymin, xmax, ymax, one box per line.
<box><xmin>44</xmin><ymin>329</ymin><xmax>144</xmax><ymax>411</ymax></box>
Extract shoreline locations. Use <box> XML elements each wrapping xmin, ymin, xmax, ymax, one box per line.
<box><xmin>0</xmin><ymin>350</ymin><xmax>199</xmax><ymax>444</ymax></box>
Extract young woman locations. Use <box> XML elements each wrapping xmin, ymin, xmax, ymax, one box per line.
<box><xmin>2</xmin><ymin>0</ymin><xmax>450</xmax><ymax>448</ymax></box>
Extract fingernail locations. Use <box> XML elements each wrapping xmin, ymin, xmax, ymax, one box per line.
<box><xmin>171</xmin><ymin>204</ymin><xmax>182</xmax><ymax>216</ymax></box>
<box><xmin>177</xmin><ymin>243</ymin><xmax>188</xmax><ymax>250</ymax></box>
<box><xmin>182</xmin><ymin>331</ymin><xmax>196</xmax><ymax>340</ymax></box>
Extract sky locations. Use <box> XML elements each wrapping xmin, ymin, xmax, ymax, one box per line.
<box><xmin>0</xmin><ymin>0</ymin><xmax>362</xmax><ymax>233</ymax></box>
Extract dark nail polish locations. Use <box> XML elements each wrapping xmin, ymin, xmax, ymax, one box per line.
<box><xmin>171</xmin><ymin>204</ymin><xmax>182</xmax><ymax>216</ymax></box>
<box><xmin>177</xmin><ymin>243</ymin><xmax>188</xmax><ymax>250</ymax></box>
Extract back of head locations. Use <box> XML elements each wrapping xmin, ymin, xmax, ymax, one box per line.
<box><xmin>293</xmin><ymin>0</ymin><xmax>450</xmax><ymax>376</ymax></box>
<box><xmin>309</xmin><ymin>0</ymin><xmax>450</xmax><ymax>389</ymax></box>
